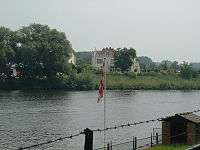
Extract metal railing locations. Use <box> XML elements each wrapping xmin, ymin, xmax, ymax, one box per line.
<box><xmin>94</xmin><ymin>133</ymin><xmax>162</xmax><ymax>150</ymax></box>
<box><xmin>94</xmin><ymin>131</ymin><xmax>190</xmax><ymax>150</ymax></box>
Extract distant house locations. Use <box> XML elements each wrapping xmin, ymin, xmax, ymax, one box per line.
<box><xmin>162</xmin><ymin>113</ymin><xmax>200</xmax><ymax>145</ymax></box>
<box><xmin>131</xmin><ymin>58</ymin><xmax>141</xmax><ymax>74</ymax></box>
<box><xmin>92</xmin><ymin>47</ymin><xmax>116</xmax><ymax>73</ymax></box>
<box><xmin>68</xmin><ymin>52</ymin><xmax>76</xmax><ymax>65</ymax></box>
<box><xmin>92</xmin><ymin>47</ymin><xmax>140</xmax><ymax>73</ymax></box>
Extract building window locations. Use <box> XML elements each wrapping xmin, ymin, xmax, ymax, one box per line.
<box><xmin>97</xmin><ymin>59</ymin><xmax>103</xmax><ymax>64</ymax></box>
<box><xmin>111</xmin><ymin>59</ymin><xmax>114</xmax><ymax>64</ymax></box>
<box><xmin>106</xmin><ymin>52</ymin><xmax>110</xmax><ymax>56</ymax></box>
<box><xmin>110</xmin><ymin>66</ymin><xmax>115</xmax><ymax>72</ymax></box>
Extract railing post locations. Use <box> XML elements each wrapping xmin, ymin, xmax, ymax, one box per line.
<box><xmin>110</xmin><ymin>141</ymin><xmax>112</xmax><ymax>150</ymax></box>
<box><xmin>151</xmin><ymin>133</ymin><xmax>153</xmax><ymax>148</ymax></box>
<box><xmin>135</xmin><ymin>137</ymin><xmax>137</xmax><ymax>149</ymax></box>
<box><xmin>156</xmin><ymin>133</ymin><xmax>158</xmax><ymax>145</ymax></box>
<box><xmin>133</xmin><ymin>136</ymin><xmax>135</xmax><ymax>150</ymax></box>
<box><xmin>107</xmin><ymin>143</ymin><xmax>110</xmax><ymax>150</ymax></box>
<box><xmin>84</xmin><ymin>128</ymin><xmax>93</xmax><ymax>150</ymax></box>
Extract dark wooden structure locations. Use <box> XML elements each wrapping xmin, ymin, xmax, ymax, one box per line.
<box><xmin>162</xmin><ymin>113</ymin><xmax>200</xmax><ymax>145</ymax></box>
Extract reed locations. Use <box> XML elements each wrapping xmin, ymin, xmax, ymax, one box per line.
<box><xmin>106</xmin><ymin>74</ymin><xmax>200</xmax><ymax>90</ymax></box>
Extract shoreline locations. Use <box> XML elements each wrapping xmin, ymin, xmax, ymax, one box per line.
<box><xmin>1</xmin><ymin>75</ymin><xmax>200</xmax><ymax>91</ymax></box>
<box><xmin>1</xmin><ymin>87</ymin><xmax>200</xmax><ymax>91</ymax></box>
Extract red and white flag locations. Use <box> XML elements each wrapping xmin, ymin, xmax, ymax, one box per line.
<box><xmin>97</xmin><ymin>63</ymin><xmax>105</xmax><ymax>103</ymax></box>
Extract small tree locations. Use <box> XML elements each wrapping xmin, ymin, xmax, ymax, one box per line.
<box><xmin>114</xmin><ymin>48</ymin><xmax>136</xmax><ymax>72</ymax></box>
<box><xmin>180</xmin><ymin>61</ymin><xmax>198</xmax><ymax>79</ymax></box>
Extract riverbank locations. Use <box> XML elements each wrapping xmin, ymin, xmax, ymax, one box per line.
<box><xmin>1</xmin><ymin>75</ymin><xmax>200</xmax><ymax>90</ymax></box>
<box><xmin>106</xmin><ymin>75</ymin><xmax>200</xmax><ymax>90</ymax></box>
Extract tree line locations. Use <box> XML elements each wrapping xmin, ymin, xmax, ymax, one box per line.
<box><xmin>0</xmin><ymin>24</ymin><xmax>73</xmax><ymax>80</ymax></box>
<box><xmin>0</xmin><ymin>24</ymin><xmax>98</xmax><ymax>90</ymax></box>
<box><xmin>77</xmin><ymin>51</ymin><xmax>200</xmax><ymax>80</ymax></box>
<box><xmin>1</xmin><ymin>23</ymin><xmax>199</xmax><ymax>90</ymax></box>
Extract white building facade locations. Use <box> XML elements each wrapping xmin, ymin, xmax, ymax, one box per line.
<box><xmin>92</xmin><ymin>47</ymin><xmax>115</xmax><ymax>73</ymax></box>
<box><xmin>68</xmin><ymin>52</ymin><xmax>76</xmax><ymax>65</ymax></box>
<box><xmin>92</xmin><ymin>47</ymin><xmax>140</xmax><ymax>73</ymax></box>
<box><xmin>130</xmin><ymin>58</ymin><xmax>141</xmax><ymax>74</ymax></box>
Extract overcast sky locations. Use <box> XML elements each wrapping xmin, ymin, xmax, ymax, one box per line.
<box><xmin>0</xmin><ymin>0</ymin><xmax>200</xmax><ymax>62</ymax></box>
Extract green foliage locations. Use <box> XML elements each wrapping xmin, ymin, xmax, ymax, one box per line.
<box><xmin>154</xmin><ymin>68</ymin><xmax>160</xmax><ymax>72</ymax></box>
<box><xmin>150</xmin><ymin>144</ymin><xmax>193</xmax><ymax>150</ymax></box>
<box><xmin>76</xmin><ymin>51</ymin><xmax>91</xmax><ymax>65</ymax></box>
<box><xmin>75</xmin><ymin>73</ymin><xmax>97</xmax><ymax>90</ymax></box>
<box><xmin>16</xmin><ymin>24</ymin><xmax>73</xmax><ymax>79</ymax></box>
<box><xmin>170</xmin><ymin>61</ymin><xmax>180</xmax><ymax>70</ymax></box>
<box><xmin>76</xmin><ymin>64</ymin><xmax>95</xmax><ymax>73</ymax></box>
<box><xmin>0</xmin><ymin>24</ymin><xmax>73</xmax><ymax>81</ymax></box>
<box><xmin>106</xmin><ymin>74</ymin><xmax>200</xmax><ymax>90</ymax></box>
<box><xmin>114</xmin><ymin>48</ymin><xmax>136</xmax><ymax>72</ymax></box>
<box><xmin>0</xmin><ymin>27</ymin><xmax>16</xmax><ymax>77</ymax></box>
<box><xmin>161</xmin><ymin>60</ymin><xmax>172</xmax><ymax>67</ymax></box>
<box><xmin>112</xmin><ymin>72</ymin><xmax>123</xmax><ymax>75</ymax></box>
<box><xmin>124</xmin><ymin>72</ymin><xmax>136</xmax><ymax>78</ymax></box>
<box><xmin>137</xmin><ymin>56</ymin><xmax>153</xmax><ymax>69</ymax></box>
<box><xmin>180</xmin><ymin>61</ymin><xmax>198</xmax><ymax>79</ymax></box>
<box><xmin>116</xmin><ymin>68</ymin><xmax>121</xmax><ymax>72</ymax></box>
<box><xmin>161</xmin><ymin>62</ymin><xmax>168</xmax><ymax>71</ymax></box>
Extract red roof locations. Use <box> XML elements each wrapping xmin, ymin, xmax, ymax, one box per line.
<box><xmin>96</xmin><ymin>47</ymin><xmax>116</xmax><ymax>57</ymax></box>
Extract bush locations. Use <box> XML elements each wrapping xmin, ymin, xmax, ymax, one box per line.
<box><xmin>95</xmin><ymin>70</ymin><xmax>102</xmax><ymax>74</ymax></box>
<box><xmin>192</xmin><ymin>70</ymin><xmax>198</xmax><ymax>78</ymax></box>
<box><xmin>180</xmin><ymin>62</ymin><xmax>198</xmax><ymax>79</ymax></box>
<box><xmin>124</xmin><ymin>72</ymin><xmax>136</xmax><ymax>78</ymax></box>
<box><xmin>146</xmin><ymin>72</ymin><xmax>157</xmax><ymax>76</ymax></box>
<box><xmin>116</xmin><ymin>68</ymin><xmax>121</xmax><ymax>72</ymax></box>
<box><xmin>75</xmin><ymin>73</ymin><xmax>97</xmax><ymax>90</ymax></box>
<box><xmin>112</xmin><ymin>72</ymin><xmax>123</xmax><ymax>75</ymax></box>
<box><xmin>154</xmin><ymin>68</ymin><xmax>159</xmax><ymax>72</ymax></box>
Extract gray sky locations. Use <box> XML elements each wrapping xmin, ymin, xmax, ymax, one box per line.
<box><xmin>1</xmin><ymin>0</ymin><xmax>200</xmax><ymax>62</ymax></box>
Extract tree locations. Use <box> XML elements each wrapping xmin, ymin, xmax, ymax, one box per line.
<box><xmin>137</xmin><ymin>56</ymin><xmax>153</xmax><ymax>69</ymax></box>
<box><xmin>170</xmin><ymin>61</ymin><xmax>180</xmax><ymax>70</ymax></box>
<box><xmin>180</xmin><ymin>61</ymin><xmax>198</xmax><ymax>79</ymax></box>
<box><xmin>114</xmin><ymin>48</ymin><xmax>136</xmax><ymax>72</ymax></box>
<box><xmin>76</xmin><ymin>52</ymin><xmax>91</xmax><ymax>65</ymax></box>
<box><xmin>16</xmin><ymin>24</ymin><xmax>73</xmax><ymax>79</ymax></box>
<box><xmin>161</xmin><ymin>62</ymin><xmax>168</xmax><ymax>71</ymax></box>
<box><xmin>161</xmin><ymin>60</ymin><xmax>172</xmax><ymax>67</ymax></box>
<box><xmin>0</xmin><ymin>27</ymin><xmax>16</xmax><ymax>78</ymax></box>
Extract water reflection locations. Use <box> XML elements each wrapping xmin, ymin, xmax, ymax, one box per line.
<box><xmin>1</xmin><ymin>90</ymin><xmax>200</xmax><ymax>149</ymax></box>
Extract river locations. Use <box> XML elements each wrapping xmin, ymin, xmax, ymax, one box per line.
<box><xmin>1</xmin><ymin>90</ymin><xmax>200</xmax><ymax>150</ymax></box>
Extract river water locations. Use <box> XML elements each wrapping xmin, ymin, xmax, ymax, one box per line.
<box><xmin>1</xmin><ymin>90</ymin><xmax>200</xmax><ymax>150</ymax></box>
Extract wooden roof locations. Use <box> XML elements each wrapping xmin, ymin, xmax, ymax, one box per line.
<box><xmin>162</xmin><ymin>113</ymin><xmax>200</xmax><ymax>124</ymax></box>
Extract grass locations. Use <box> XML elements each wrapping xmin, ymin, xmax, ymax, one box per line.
<box><xmin>105</xmin><ymin>74</ymin><xmax>200</xmax><ymax>90</ymax></box>
<box><xmin>149</xmin><ymin>145</ymin><xmax>193</xmax><ymax>150</ymax></box>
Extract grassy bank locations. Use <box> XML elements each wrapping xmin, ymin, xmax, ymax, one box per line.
<box><xmin>150</xmin><ymin>145</ymin><xmax>192</xmax><ymax>150</ymax></box>
<box><xmin>1</xmin><ymin>74</ymin><xmax>200</xmax><ymax>90</ymax></box>
<box><xmin>106</xmin><ymin>74</ymin><xmax>200</xmax><ymax>90</ymax></box>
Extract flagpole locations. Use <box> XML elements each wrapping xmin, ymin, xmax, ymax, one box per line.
<box><xmin>103</xmin><ymin>58</ymin><xmax>106</xmax><ymax>150</ymax></box>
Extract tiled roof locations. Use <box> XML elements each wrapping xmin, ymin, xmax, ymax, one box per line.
<box><xmin>95</xmin><ymin>47</ymin><xmax>116</xmax><ymax>57</ymax></box>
